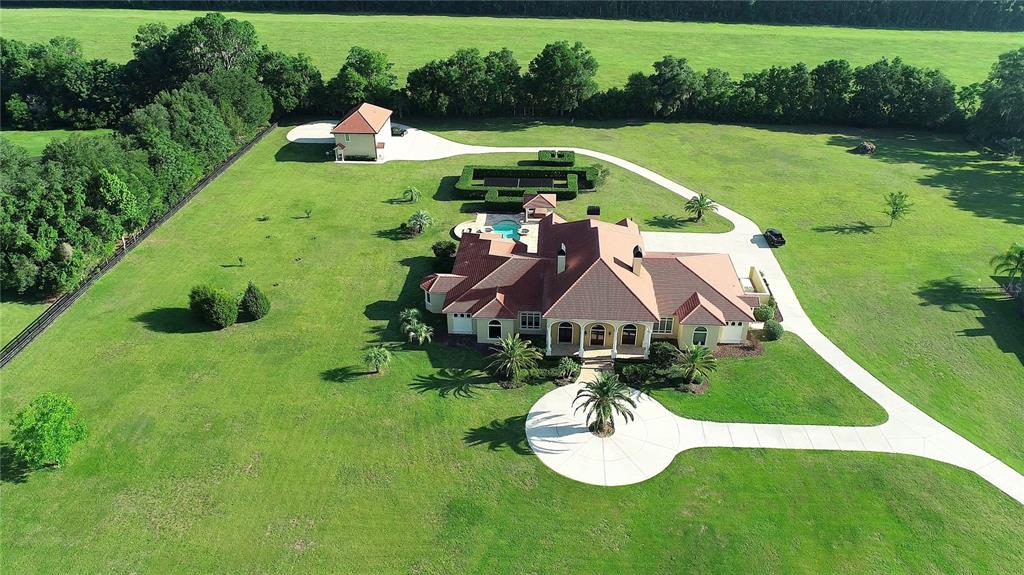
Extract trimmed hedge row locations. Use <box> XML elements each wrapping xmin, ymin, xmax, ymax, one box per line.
<box><xmin>483</xmin><ymin>189</ymin><xmax>526</xmax><ymax>213</ymax></box>
<box><xmin>537</xmin><ymin>150</ymin><xmax>575</xmax><ymax>166</ymax></box>
<box><xmin>455</xmin><ymin>164</ymin><xmax>595</xmax><ymax>200</ymax></box>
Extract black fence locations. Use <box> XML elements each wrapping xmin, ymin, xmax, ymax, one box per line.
<box><xmin>0</xmin><ymin>123</ymin><xmax>278</xmax><ymax>368</ymax></box>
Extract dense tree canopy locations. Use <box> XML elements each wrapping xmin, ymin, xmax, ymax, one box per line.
<box><xmin>322</xmin><ymin>46</ymin><xmax>398</xmax><ymax>114</ymax></box>
<box><xmin>524</xmin><ymin>41</ymin><xmax>599</xmax><ymax>116</ymax></box>
<box><xmin>970</xmin><ymin>48</ymin><xmax>1024</xmax><ymax>154</ymax></box>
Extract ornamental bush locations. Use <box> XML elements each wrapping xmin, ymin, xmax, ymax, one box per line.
<box><xmin>763</xmin><ymin>319</ymin><xmax>785</xmax><ymax>341</ymax></box>
<box><xmin>621</xmin><ymin>363</ymin><xmax>653</xmax><ymax>386</ymax></box>
<box><xmin>189</xmin><ymin>284</ymin><xmax>239</xmax><ymax>329</ymax></box>
<box><xmin>649</xmin><ymin>341</ymin><xmax>680</xmax><ymax>370</ymax></box>
<box><xmin>241</xmin><ymin>281</ymin><xmax>271</xmax><ymax>320</ymax></box>
<box><xmin>431</xmin><ymin>240</ymin><xmax>457</xmax><ymax>259</ymax></box>
<box><xmin>753</xmin><ymin>304</ymin><xmax>775</xmax><ymax>322</ymax></box>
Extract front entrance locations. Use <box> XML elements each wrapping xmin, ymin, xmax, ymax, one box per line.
<box><xmin>589</xmin><ymin>325</ymin><xmax>606</xmax><ymax>346</ymax></box>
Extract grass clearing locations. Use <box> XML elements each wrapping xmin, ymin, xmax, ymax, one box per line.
<box><xmin>426</xmin><ymin>118</ymin><xmax>1024</xmax><ymax>472</ymax></box>
<box><xmin>2</xmin><ymin>8</ymin><xmax>1020</xmax><ymax>86</ymax></box>
<box><xmin>0</xmin><ymin>128</ymin><xmax>113</xmax><ymax>156</ymax></box>
<box><xmin>1</xmin><ymin>128</ymin><xmax>1021</xmax><ymax>572</ymax></box>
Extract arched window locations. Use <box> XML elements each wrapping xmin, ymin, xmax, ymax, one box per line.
<box><xmin>692</xmin><ymin>326</ymin><xmax>708</xmax><ymax>346</ymax></box>
<box><xmin>558</xmin><ymin>322</ymin><xmax>574</xmax><ymax>343</ymax></box>
<box><xmin>590</xmin><ymin>324</ymin><xmax>606</xmax><ymax>346</ymax></box>
<box><xmin>621</xmin><ymin>324</ymin><xmax>637</xmax><ymax>345</ymax></box>
<box><xmin>488</xmin><ymin>320</ymin><xmax>502</xmax><ymax>339</ymax></box>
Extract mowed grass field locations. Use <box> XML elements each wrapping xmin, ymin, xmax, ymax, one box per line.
<box><xmin>0</xmin><ymin>128</ymin><xmax>112</xmax><ymax>156</ymax></box>
<box><xmin>1</xmin><ymin>128</ymin><xmax>1022</xmax><ymax>573</ymax></box>
<box><xmin>426</xmin><ymin>119</ymin><xmax>1024</xmax><ymax>474</ymax></box>
<box><xmin>2</xmin><ymin>8</ymin><xmax>1021</xmax><ymax>86</ymax></box>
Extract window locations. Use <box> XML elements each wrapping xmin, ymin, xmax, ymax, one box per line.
<box><xmin>343</xmin><ymin>134</ymin><xmax>351</xmax><ymax>142</ymax></box>
<box><xmin>488</xmin><ymin>320</ymin><xmax>502</xmax><ymax>339</ymax></box>
<box><xmin>519</xmin><ymin>312</ymin><xmax>541</xmax><ymax>330</ymax></box>
<box><xmin>425</xmin><ymin>292</ymin><xmax>431</xmax><ymax>304</ymax></box>
<box><xmin>654</xmin><ymin>317</ymin><xmax>674</xmax><ymax>334</ymax></box>
<box><xmin>558</xmin><ymin>322</ymin><xmax>574</xmax><ymax>343</ymax></box>
<box><xmin>692</xmin><ymin>326</ymin><xmax>708</xmax><ymax>346</ymax></box>
<box><xmin>621</xmin><ymin>324</ymin><xmax>637</xmax><ymax>345</ymax></box>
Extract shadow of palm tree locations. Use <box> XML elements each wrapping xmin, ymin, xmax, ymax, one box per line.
<box><xmin>410</xmin><ymin>368</ymin><xmax>492</xmax><ymax>398</ymax></box>
<box><xmin>0</xmin><ymin>444</ymin><xmax>30</xmax><ymax>484</ymax></box>
<box><xmin>321</xmin><ymin>366</ymin><xmax>372</xmax><ymax>383</ymax></box>
<box><xmin>133</xmin><ymin>308</ymin><xmax>213</xmax><ymax>334</ymax></box>
<box><xmin>463</xmin><ymin>415</ymin><xmax>531</xmax><ymax>454</ymax></box>
<box><xmin>646</xmin><ymin>214</ymin><xmax>691</xmax><ymax>229</ymax></box>
<box><xmin>811</xmin><ymin>221</ymin><xmax>878</xmax><ymax>235</ymax></box>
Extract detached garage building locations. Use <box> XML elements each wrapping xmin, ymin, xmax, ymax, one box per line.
<box><xmin>331</xmin><ymin>102</ymin><xmax>392</xmax><ymax>162</ymax></box>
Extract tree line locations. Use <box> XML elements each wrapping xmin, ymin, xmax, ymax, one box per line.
<box><xmin>11</xmin><ymin>0</ymin><xmax>1024</xmax><ymax>31</ymax></box>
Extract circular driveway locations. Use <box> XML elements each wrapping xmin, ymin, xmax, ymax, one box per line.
<box><xmin>525</xmin><ymin>382</ymin><xmax>682</xmax><ymax>486</ymax></box>
<box><xmin>285</xmin><ymin>121</ymin><xmax>337</xmax><ymax>144</ymax></box>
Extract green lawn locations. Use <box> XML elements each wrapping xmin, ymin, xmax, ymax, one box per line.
<box><xmin>0</xmin><ymin>298</ymin><xmax>49</xmax><ymax>346</ymax></box>
<box><xmin>425</xmin><ymin>119</ymin><xmax>1024</xmax><ymax>473</ymax></box>
<box><xmin>2</xmin><ymin>128</ymin><xmax>1022</xmax><ymax>572</ymax></box>
<box><xmin>649</xmin><ymin>334</ymin><xmax>888</xmax><ymax>425</ymax></box>
<box><xmin>3</xmin><ymin>8</ymin><xmax>1020</xmax><ymax>86</ymax></box>
<box><xmin>0</xmin><ymin>128</ymin><xmax>112</xmax><ymax>156</ymax></box>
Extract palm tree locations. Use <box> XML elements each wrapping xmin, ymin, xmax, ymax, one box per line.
<box><xmin>363</xmin><ymin>345</ymin><xmax>393</xmax><ymax>374</ymax></box>
<box><xmin>402</xmin><ymin>186</ymin><xmax>422</xmax><ymax>203</ymax></box>
<box><xmin>684</xmin><ymin>193</ymin><xmax>718</xmax><ymax>222</ymax></box>
<box><xmin>676</xmin><ymin>344</ymin><xmax>718</xmax><ymax>386</ymax></box>
<box><xmin>573</xmin><ymin>372</ymin><xmax>637</xmax><ymax>437</ymax></box>
<box><xmin>991</xmin><ymin>242</ymin><xmax>1024</xmax><ymax>295</ymax></box>
<box><xmin>399</xmin><ymin>308</ymin><xmax>422</xmax><ymax>327</ymax></box>
<box><xmin>407</xmin><ymin>210</ymin><xmax>434</xmax><ymax>235</ymax></box>
<box><xmin>487</xmin><ymin>334</ymin><xmax>542</xmax><ymax>382</ymax></box>
<box><xmin>409</xmin><ymin>323</ymin><xmax>434</xmax><ymax>346</ymax></box>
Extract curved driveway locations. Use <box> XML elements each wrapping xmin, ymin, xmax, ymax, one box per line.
<box><xmin>320</xmin><ymin>124</ymin><xmax>1024</xmax><ymax>503</ymax></box>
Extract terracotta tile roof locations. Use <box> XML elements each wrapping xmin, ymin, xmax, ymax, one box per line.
<box><xmin>674</xmin><ymin>293</ymin><xmax>726</xmax><ymax>325</ymax></box>
<box><xmin>331</xmin><ymin>103</ymin><xmax>392</xmax><ymax>134</ymax></box>
<box><xmin>644</xmin><ymin>253</ymin><xmax>755</xmax><ymax>323</ymax></box>
<box><xmin>420</xmin><ymin>273</ymin><xmax>467</xmax><ymax>293</ymax></box>
<box><xmin>523</xmin><ymin>193</ymin><xmax>557</xmax><ymax>209</ymax></box>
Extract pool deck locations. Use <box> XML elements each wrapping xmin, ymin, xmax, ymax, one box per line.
<box><xmin>452</xmin><ymin>213</ymin><xmax>539</xmax><ymax>253</ymax></box>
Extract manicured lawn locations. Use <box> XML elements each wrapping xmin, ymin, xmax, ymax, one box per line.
<box><xmin>2</xmin><ymin>9</ymin><xmax>1020</xmax><ymax>86</ymax></box>
<box><xmin>1</xmin><ymin>128</ymin><xmax>113</xmax><ymax>156</ymax></box>
<box><xmin>0</xmin><ymin>298</ymin><xmax>49</xmax><ymax>347</ymax></box>
<box><xmin>2</xmin><ymin>128</ymin><xmax>1022</xmax><ymax>572</ymax></box>
<box><xmin>426</xmin><ymin>119</ymin><xmax>1024</xmax><ymax>472</ymax></box>
<box><xmin>650</xmin><ymin>334</ymin><xmax>888</xmax><ymax>425</ymax></box>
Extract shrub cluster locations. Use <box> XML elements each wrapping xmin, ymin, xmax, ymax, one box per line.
<box><xmin>241</xmin><ymin>281</ymin><xmax>271</xmax><ymax>320</ymax></box>
<box><xmin>455</xmin><ymin>165</ymin><xmax>594</xmax><ymax>201</ymax></box>
<box><xmin>763</xmin><ymin>319</ymin><xmax>785</xmax><ymax>341</ymax></box>
<box><xmin>189</xmin><ymin>285</ymin><xmax>239</xmax><ymax>329</ymax></box>
<box><xmin>753</xmin><ymin>304</ymin><xmax>776</xmax><ymax>322</ymax></box>
<box><xmin>537</xmin><ymin>150</ymin><xmax>575</xmax><ymax>166</ymax></box>
<box><xmin>648</xmin><ymin>341</ymin><xmax>681</xmax><ymax>370</ymax></box>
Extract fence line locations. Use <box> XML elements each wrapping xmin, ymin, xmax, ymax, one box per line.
<box><xmin>0</xmin><ymin>123</ymin><xmax>278</xmax><ymax>368</ymax></box>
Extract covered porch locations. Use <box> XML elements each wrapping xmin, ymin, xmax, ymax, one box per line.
<box><xmin>544</xmin><ymin>319</ymin><xmax>653</xmax><ymax>359</ymax></box>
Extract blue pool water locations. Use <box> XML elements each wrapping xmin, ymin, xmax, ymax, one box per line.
<box><xmin>492</xmin><ymin>220</ymin><xmax>521</xmax><ymax>240</ymax></box>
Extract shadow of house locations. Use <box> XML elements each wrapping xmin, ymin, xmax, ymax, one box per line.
<box><xmin>812</xmin><ymin>221</ymin><xmax>878</xmax><ymax>235</ymax></box>
<box><xmin>914</xmin><ymin>276</ymin><xmax>1024</xmax><ymax>364</ymax></box>
<box><xmin>274</xmin><ymin>142</ymin><xmax>334</xmax><ymax>163</ymax></box>
<box><xmin>463</xmin><ymin>415</ymin><xmax>531</xmax><ymax>454</ymax></box>
<box><xmin>0</xmin><ymin>444</ymin><xmax>30</xmax><ymax>484</ymax></box>
<box><xmin>133</xmin><ymin>308</ymin><xmax>214</xmax><ymax>334</ymax></box>
<box><xmin>409</xmin><ymin>368</ymin><xmax>492</xmax><ymax>398</ymax></box>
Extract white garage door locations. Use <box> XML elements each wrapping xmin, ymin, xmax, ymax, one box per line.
<box><xmin>451</xmin><ymin>314</ymin><xmax>473</xmax><ymax>334</ymax></box>
<box><xmin>720</xmin><ymin>323</ymin><xmax>745</xmax><ymax>344</ymax></box>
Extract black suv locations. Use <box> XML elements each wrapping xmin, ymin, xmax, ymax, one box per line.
<box><xmin>391</xmin><ymin>126</ymin><xmax>408</xmax><ymax>137</ymax></box>
<box><xmin>764</xmin><ymin>228</ymin><xmax>786</xmax><ymax>247</ymax></box>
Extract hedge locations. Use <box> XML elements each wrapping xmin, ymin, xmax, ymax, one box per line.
<box><xmin>538</xmin><ymin>150</ymin><xmax>575</xmax><ymax>166</ymax></box>
<box><xmin>484</xmin><ymin>189</ymin><xmax>526</xmax><ymax>213</ymax></box>
<box><xmin>455</xmin><ymin>164</ymin><xmax>595</xmax><ymax>200</ymax></box>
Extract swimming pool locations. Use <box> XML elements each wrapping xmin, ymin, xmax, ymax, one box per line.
<box><xmin>491</xmin><ymin>219</ymin><xmax>522</xmax><ymax>240</ymax></box>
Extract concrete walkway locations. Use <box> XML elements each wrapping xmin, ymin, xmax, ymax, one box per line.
<box><xmin>291</xmin><ymin>121</ymin><xmax>1024</xmax><ymax>503</ymax></box>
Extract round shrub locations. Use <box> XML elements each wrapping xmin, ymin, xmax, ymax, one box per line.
<box><xmin>763</xmin><ymin>319</ymin><xmax>785</xmax><ymax>341</ymax></box>
<box><xmin>189</xmin><ymin>284</ymin><xmax>238</xmax><ymax>329</ymax></box>
<box><xmin>621</xmin><ymin>364</ymin><xmax>652</xmax><ymax>386</ymax></box>
<box><xmin>241</xmin><ymin>281</ymin><xmax>271</xmax><ymax>320</ymax></box>
<box><xmin>648</xmin><ymin>341</ymin><xmax>679</xmax><ymax>370</ymax></box>
<box><xmin>753</xmin><ymin>304</ymin><xmax>775</xmax><ymax>322</ymax></box>
<box><xmin>431</xmin><ymin>240</ymin><xmax>457</xmax><ymax>259</ymax></box>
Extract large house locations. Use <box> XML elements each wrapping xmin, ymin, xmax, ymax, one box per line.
<box><xmin>420</xmin><ymin>198</ymin><xmax>764</xmax><ymax>358</ymax></box>
<box><xmin>331</xmin><ymin>103</ymin><xmax>392</xmax><ymax>162</ymax></box>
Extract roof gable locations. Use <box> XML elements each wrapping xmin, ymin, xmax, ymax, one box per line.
<box><xmin>331</xmin><ymin>103</ymin><xmax>392</xmax><ymax>134</ymax></box>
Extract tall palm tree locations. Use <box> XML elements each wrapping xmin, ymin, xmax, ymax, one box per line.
<box><xmin>684</xmin><ymin>193</ymin><xmax>718</xmax><ymax>222</ymax></box>
<box><xmin>991</xmin><ymin>242</ymin><xmax>1024</xmax><ymax>294</ymax></box>
<box><xmin>363</xmin><ymin>345</ymin><xmax>393</xmax><ymax>374</ymax></box>
<box><xmin>407</xmin><ymin>210</ymin><xmax>434</xmax><ymax>235</ymax></box>
<box><xmin>676</xmin><ymin>344</ymin><xmax>718</xmax><ymax>386</ymax></box>
<box><xmin>573</xmin><ymin>372</ymin><xmax>637</xmax><ymax>437</ymax></box>
<box><xmin>487</xmin><ymin>334</ymin><xmax>542</xmax><ymax>381</ymax></box>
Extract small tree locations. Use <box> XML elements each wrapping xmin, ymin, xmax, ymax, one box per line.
<box><xmin>407</xmin><ymin>210</ymin><xmax>434</xmax><ymax>235</ymax></box>
<box><xmin>557</xmin><ymin>356</ymin><xmax>580</xmax><ymax>381</ymax></box>
<box><xmin>402</xmin><ymin>186</ymin><xmax>422</xmax><ymax>203</ymax></box>
<box><xmin>676</xmin><ymin>345</ymin><xmax>718</xmax><ymax>386</ymax></box>
<box><xmin>573</xmin><ymin>372</ymin><xmax>637</xmax><ymax>437</ymax></box>
<box><xmin>431</xmin><ymin>240</ymin><xmax>458</xmax><ymax>259</ymax></box>
<box><xmin>363</xmin><ymin>345</ymin><xmax>393</xmax><ymax>374</ymax></box>
<box><xmin>991</xmin><ymin>242</ymin><xmax>1024</xmax><ymax>295</ymax></box>
<box><xmin>882</xmin><ymin>191</ymin><xmax>912</xmax><ymax>226</ymax></box>
<box><xmin>189</xmin><ymin>285</ymin><xmax>238</xmax><ymax>329</ymax></box>
<box><xmin>487</xmin><ymin>334</ymin><xmax>542</xmax><ymax>383</ymax></box>
<box><xmin>648</xmin><ymin>341</ymin><xmax>680</xmax><ymax>370</ymax></box>
<box><xmin>684</xmin><ymin>193</ymin><xmax>718</xmax><ymax>222</ymax></box>
<box><xmin>241</xmin><ymin>281</ymin><xmax>271</xmax><ymax>320</ymax></box>
<box><xmin>9</xmin><ymin>393</ymin><xmax>87</xmax><ymax>469</ymax></box>
<box><xmin>763</xmin><ymin>319</ymin><xmax>785</xmax><ymax>341</ymax></box>
<box><xmin>408</xmin><ymin>322</ymin><xmax>434</xmax><ymax>346</ymax></box>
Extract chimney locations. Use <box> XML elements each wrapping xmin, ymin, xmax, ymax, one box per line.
<box><xmin>557</xmin><ymin>243</ymin><xmax>567</xmax><ymax>274</ymax></box>
<box><xmin>632</xmin><ymin>245</ymin><xmax>643</xmax><ymax>275</ymax></box>
<box><xmin>586</xmin><ymin>205</ymin><xmax>600</xmax><ymax>220</ymax></box>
